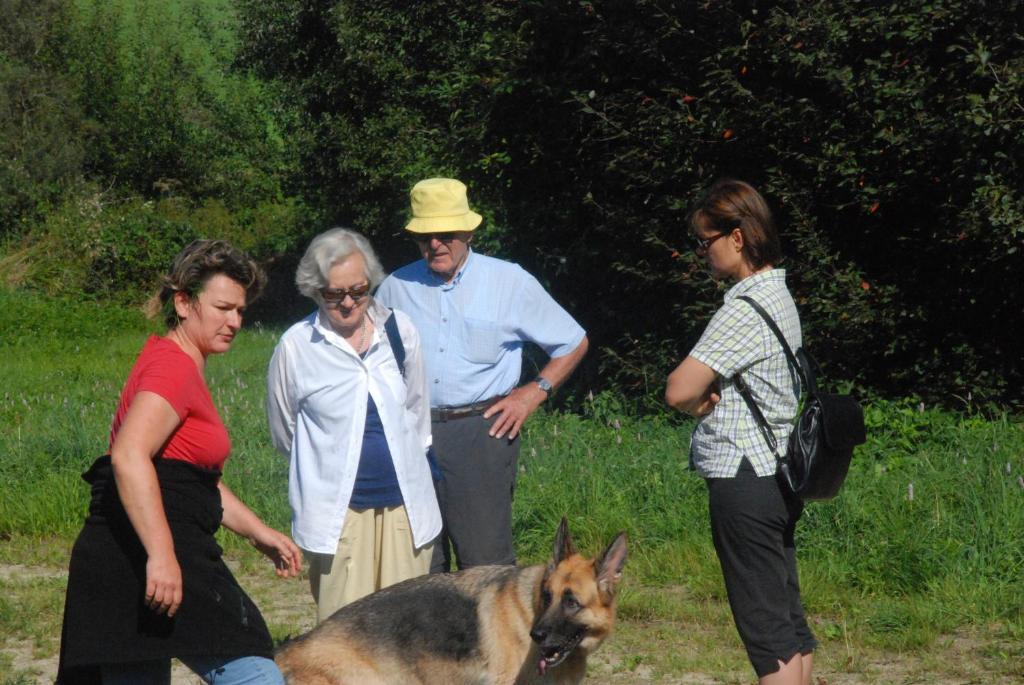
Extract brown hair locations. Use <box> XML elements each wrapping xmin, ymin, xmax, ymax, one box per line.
<box><xmin>689</xmin><ymin>179</ymin><xmax>781</xmax><ymax>269</ymax></box>
<box><xmin>148</xmin><ymin>240</ymin><xmax>266</xmax><ymax>329</ymax></box>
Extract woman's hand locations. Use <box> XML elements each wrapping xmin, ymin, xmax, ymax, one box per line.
<box><xmin>691</xmin><ymin>379</ymin><xmax>722</xmax><ymax>417</ymax></box>
<box><xmin>145</xmin><ymin>552</ymin><xmax>184</xmax><ymax>616</ymax></box>
<box><xmin>666</xmin><ymin>356</ymin><xmax>721</xmax><ymax>417</ymax></box>
<box><xmin>110</xmin><ymin>391</ymin><xmax>187</xmax><ymax>616</ymax></box>
<box><xmin>218</xmin><ymin>480</ymin><xmax>302</xmax><ymax>578</ymax></box>
<box><xmin>250</xmin><ymin>526</ymin><xmax>303</xmax><ymax>578</ymax></box>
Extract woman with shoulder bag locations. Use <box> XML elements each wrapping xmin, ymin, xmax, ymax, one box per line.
<box><xmin>665</xmin><ymin>179</ymin><xmax>816</xmax><ymax>685</ymax></box>
<box><xmin>266</xmin><ymin>228</ymin><xmax>441</xmax><ymax>623</ymax></box>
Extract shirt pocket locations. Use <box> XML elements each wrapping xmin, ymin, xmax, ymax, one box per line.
<box><xmin>462</xmin><ymin>316</ymin><xmax>505</xmax><ymax>364</ymax></box>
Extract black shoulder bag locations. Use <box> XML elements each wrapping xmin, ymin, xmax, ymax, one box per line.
<box><xmin>732</xmin><ymin>296</ymin><xmax>866</xmax><ymax>500</ymax></box>
<box><xmin>384</xmin><ymin>312</ymin><xmax>442</xmax><ymax>482</ymax></box>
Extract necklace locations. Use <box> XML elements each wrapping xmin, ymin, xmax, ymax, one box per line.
<box><xmin>354</xmin><ymin>316</ymin><xmax>367</xmax><ymax>353</ymax></box>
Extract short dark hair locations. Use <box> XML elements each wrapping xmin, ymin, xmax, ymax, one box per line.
<box><xmin>152</xmin><ymin>240</ymin><xmax>266</xmax><ymax>329</ymax></box>
<box><xmin>689</xmin><ymin>179</ymin><xmax>781</xmax><ymax>269</ymax></box>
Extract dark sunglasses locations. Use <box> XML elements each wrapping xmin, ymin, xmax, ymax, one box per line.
<box><xmin>413</xmin><ymin>232</ymin><xmax>460</xmax><ymax>244</ymax></box>
<box><xmin>320</xmin><ymin>283</ymin><xmax>371</xmax><ymax>303</ymax></box>
<box><xmin>693</xmin><ymin>222</ymin><xmax>741</xmax><ymax>253</ymax></box>
<box><xmin>693</xmin><ymin>232</ymin><xmax>731</xmax><ymax>253</ymax></box>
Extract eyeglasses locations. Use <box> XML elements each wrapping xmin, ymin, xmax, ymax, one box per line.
<box><xmin>693</xmin><ymin>230</ymin><xmax>731</xmax><ymax>254</ymax></box>
<box><xmin>413</xmin><ymin>233</ymin><xmax>460</xmax><ymax>244</ymax></box>
<box><xmin>320</xmin><ymin>283</ymin><xmax>371</xmax><ymax>304</ymax></box>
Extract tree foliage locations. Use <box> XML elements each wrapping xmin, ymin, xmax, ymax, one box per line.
<box><xmin>2</xmin><ymin>1</ymin><xmax>1022</xmax><ymax>407</ymax></box>
<box><xmin>0</xmin><ymin>0</ymin><xmax>83</xmax><ymax>237</ymax></box>
<box><xmin>237</xmin><ymin>0</ymin><xmax>1024</xmax><ymax>407</ymax></box>
<box><xmin>0</xmin><ymin>0</ymin><xmax>311</xmax><ymax>305</ymax></box>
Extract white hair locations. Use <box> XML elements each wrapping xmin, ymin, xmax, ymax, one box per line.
<box><xmin>295</xmin><ymin>228</ymin><xmax>386</xmax><ymax>303</ymax></box>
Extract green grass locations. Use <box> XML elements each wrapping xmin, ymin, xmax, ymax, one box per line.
<box><xmin>2</xmin><ymin>289</ymin><xmax>1024</xmax><ymax>681</ymax></box>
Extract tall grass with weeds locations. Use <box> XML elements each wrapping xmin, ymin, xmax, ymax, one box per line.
<box><xmin>1</xmin><ymin>290</ymin><xmax>1023</xmax><ymax>665</ymax></box>
<box><xmin>519</xmin><ymin>394</ymin><xmax>1024</xmax><ymax>654</ymax></box>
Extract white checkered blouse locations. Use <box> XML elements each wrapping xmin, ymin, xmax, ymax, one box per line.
<box><xmin>688</xmin><ymin>269</ymin><xmax>802</xmax><ymax>478</ymax></box>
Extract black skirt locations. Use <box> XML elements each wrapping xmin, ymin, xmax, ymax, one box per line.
<box><xmin>56</xmin><ymin>456</ymin><xmax>274</xmax><ymax>683</ymax></box>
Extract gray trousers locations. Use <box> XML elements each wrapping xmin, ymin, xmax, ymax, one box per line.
<box><xmin>430</xmin><ymin>413</ymin><xmax>519</xmax><ymax>572</ymax></box>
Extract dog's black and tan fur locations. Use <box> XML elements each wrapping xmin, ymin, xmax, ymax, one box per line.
<box><xmin>276</xmin><ymin>518</ymin><xmax>628</xmax><ymax>684</ymax></box>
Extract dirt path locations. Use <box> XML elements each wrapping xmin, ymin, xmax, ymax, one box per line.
<box><xmin>1</xmin><ymin>562</ymin><xmax>1019</xmax><ymax>684</ymax></box>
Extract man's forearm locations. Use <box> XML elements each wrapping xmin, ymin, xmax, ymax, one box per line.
<box><xmin>535</xmin><ymin>335</ymin><xmax>589</xmax><ymax>392</ymax></box>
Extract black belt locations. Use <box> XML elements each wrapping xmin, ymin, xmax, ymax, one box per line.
<box><xmin>431</xmin><ymin>396</ymin><xmax>504</xmax><ymax>422</ymax></box>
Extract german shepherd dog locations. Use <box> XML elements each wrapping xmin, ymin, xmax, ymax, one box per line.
<box><xmin>276</xmin><ymin>518</ymin><xmax>628</xmax><ymax>684</ymax></box>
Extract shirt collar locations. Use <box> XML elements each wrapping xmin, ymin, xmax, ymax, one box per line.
<box><xmin>429</xmin><ymin>248</ymin><xmax>474</xmax><ymax>291</ymax></box>
<box><xmin>723</xmin><ymin>268</ymin><xmax>785</xmax><ymax>303</ymax></box>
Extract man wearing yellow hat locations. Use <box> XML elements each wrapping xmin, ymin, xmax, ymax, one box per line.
<box><xmin>376</xmin><ymin>178</ymin><xmax>589</xmax><ymax>572</ymax></box>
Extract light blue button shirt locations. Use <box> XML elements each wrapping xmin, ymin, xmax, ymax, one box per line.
<box><xmin>375</xmin><ymin>250</ymin><xmax>586</xmax><ymax>408</ymax></box>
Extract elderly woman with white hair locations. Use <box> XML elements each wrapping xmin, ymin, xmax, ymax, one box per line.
<box><xmin>267</xmin><ymin>228</ymin><xmax>440</xmax><ymax>622</ymax></box>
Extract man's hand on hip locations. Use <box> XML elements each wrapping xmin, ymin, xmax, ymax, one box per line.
<box><xmin>483</xmin><ymin>384</ymin><xmax>547</xmax><ymax>440</ymax></box>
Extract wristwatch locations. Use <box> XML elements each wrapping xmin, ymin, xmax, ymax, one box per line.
<box><xmin>534</xmin><ymin>376</ymin><xmax>553</xmax><ymax>394</ymax></box>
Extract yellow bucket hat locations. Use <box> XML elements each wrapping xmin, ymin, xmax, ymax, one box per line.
<box><xmin>405</xmin><ymin>178</ymin><xmax>483</xmax><ymax>234</ymax></box>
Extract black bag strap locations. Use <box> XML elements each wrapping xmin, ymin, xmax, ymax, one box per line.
<box><xmin>736</xmin><ymin>296</ymin><xmax>806</xmax><ymax>389</ymax></box>
<box><xmin>383</xmin><ymin>312</ymin><xmax>406</xmax><ymax>379</ymax></box>
<box><xmin>733</xmin><ymin>373</ymin><xmax>782</xmax><ymax>457</ymax></box>
<box><xmin>383</xmin><ymin>310</ymin><xmax>442</xmax><ymax>481</ymax></box>
<box><xmin>731</xmin><ymin>296</ymin><xmax>803</xmax><ymax>467</ymax></box>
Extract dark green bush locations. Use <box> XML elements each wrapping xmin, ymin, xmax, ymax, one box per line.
<box><xmin>3</xmin><ymin>1</ymin><xmax>1022</xmax><ymax>406</ymax></box>
<box><xmin>237</xmin><ymin>0</ymin><xmax>1024</xmax><ymax>407</ymax></box>
<box><xmin>0</xmin><ymin>191</ymin><xmax>311</xmax><ymax>304</ymax></box>
<box><xmin>86</xmin><ymin>207</ymin><xmax>200</xmax><ymax>301</ymax></box>
<box><xmin>64</xmin><ymin>0</ymin><xmax>293</xmax><ymax>205</ymax></box>
<box><xmin>0</xmin><ymin>0</ymin><xmax>84</xmax><ymax>240</ymax></box>
<box><xmin>0</xmin><ymin>0</ymin><xmax>316</xmax><ymax>308</ymax></box>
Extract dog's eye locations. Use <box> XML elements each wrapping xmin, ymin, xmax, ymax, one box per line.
<box><xmin>541</xmin><ymin>589</ymin><xmax>552</xmax><ymax>606</ymax></box>
<box><xmin>562</xmin><ymin>594</ymin><xmax>580</xmax><ymax>611</ymax></box>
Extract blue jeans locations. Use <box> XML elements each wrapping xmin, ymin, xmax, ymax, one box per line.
<box><xmin>101</xmin><ymin>655</ymin><xmax>283</xmax><ymax>684</ymax></box>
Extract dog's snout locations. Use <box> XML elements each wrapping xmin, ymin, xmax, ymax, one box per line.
<box><xmin>530</xmin><ymin>626</ymin><xmax>548</xmax><ymax>644</ymax></box>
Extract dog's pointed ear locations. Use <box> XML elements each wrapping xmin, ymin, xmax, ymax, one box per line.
<box><xmin>552</xmin><ymin>516</ymin><xmax>578</xmax><ymax>565</ymax></box>
<box><xmin>594</xmin><ymin>532</ymin><xmax>628</xmax><ymax>598</ymax></box>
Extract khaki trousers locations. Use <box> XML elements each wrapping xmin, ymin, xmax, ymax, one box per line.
<box><xmin>304</xmin><ymin>505</ymin><xmax>433</xmax><ymax>623</ymax></box>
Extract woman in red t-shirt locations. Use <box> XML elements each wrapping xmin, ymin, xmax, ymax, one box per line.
<box><xmin>57</xmin><ymin>240</ymin><xmax>301</xmax><ymax>685</ymax></box>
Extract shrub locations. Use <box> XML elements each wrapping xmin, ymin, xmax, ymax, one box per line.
<box><xmin>0</xmin><ymin>0</ymin><xmax>84</xmax><ymax>241</ymax></box>
<box><xmin>238</xmin><ymin>0</ymin><xmax>1024</xmax><ymax>407</ymax></box>
<box><xmin>0</xmin><ymin>190</ymin><xmax>312</xmax><ymax>304</ymax></box>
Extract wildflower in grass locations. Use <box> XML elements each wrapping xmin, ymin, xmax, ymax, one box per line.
<box><xmin>1007</xmin><ymin>462</ymin><xmax>1012</xmax><ymax>474</ymax></box>
<box><xmin>613</xmin><ymin>418</ymin><xmax>621</xmax><ymax>431</ymax></box>
<box><xmin>908</xmin><ymin>482</ymin><xmax>914</xmax><ymax>501</ymax></box>
<box><xmin>616</xmin><ymin>434</ymin><xmax>622</xmax><ymax>444</ymax></box>
<box><xmin>1018</xmin><ymin>476</ymin><xmax>1024</xmax><ymax>489</ymax></box>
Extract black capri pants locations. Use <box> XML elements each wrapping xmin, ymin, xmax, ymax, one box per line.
<box><xmin>706</xmin><ymin>458</ymin><xmax>817</xmax><ymax>677</ymax></box>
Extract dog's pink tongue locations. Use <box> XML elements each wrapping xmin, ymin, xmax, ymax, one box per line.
<box><xmin>538</xmin><ymin>657</ymin><xmax>547</xmax><ymax>676</ymax></box>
